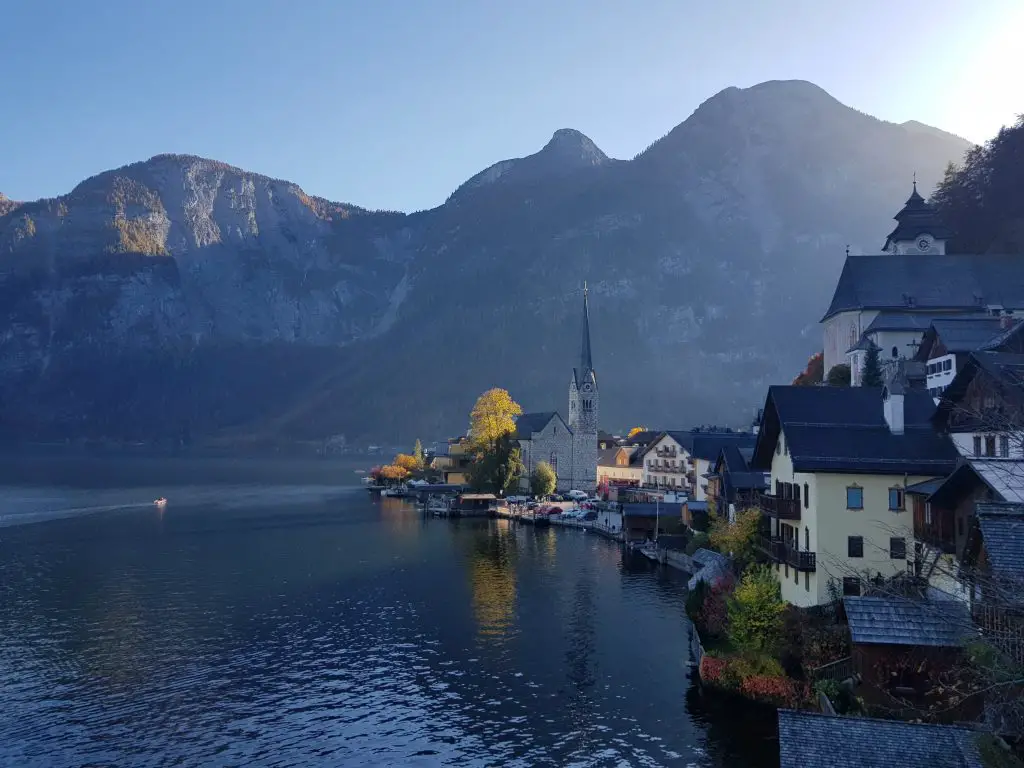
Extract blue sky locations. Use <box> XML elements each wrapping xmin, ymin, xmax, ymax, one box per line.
<box><xmin>2</xmin><ymin>0</ymin><xmax>1020</xmax><ymax>212</ymax></box>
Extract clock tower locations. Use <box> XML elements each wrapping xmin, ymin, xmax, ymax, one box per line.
<box><xmin>568</xmin><ymin>284</ymin><xmax>598</xmax><ymax>491</ymax></box>
<box><xmin>881</xmin><ymin>181</ymin><xmax>952</xmax><ymax>255</ymax></box>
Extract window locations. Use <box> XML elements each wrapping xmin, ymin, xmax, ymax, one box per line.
<box><xmin>804</xmin><ymin>527</ymin><xmax>809</xmax><ymax>550</ymax></box>
<box><xmin>985</xmin><ymin>435</ymin><xmax>996</xmax><ymax>457</ymax></box>
<box><xmin>892</xmin><ymin>346</ymin><xmax>898</xmax><ymax>359</ymax></box>
<box><xmin>846</xmin><ymin>486</ymin><xmax>863</xmax><ymax>509</ymax></box>
<box><xmin>785</xmin><ymin>563</ymin><xmax>789</xmax><ymax>579</ymax></box>
<box><xmin>890</xmin><ymin>537</ymin><xmax>907</xmax><ymax>560</ymax></box>
<box><xmin>973</xmin><ymin>435</ymin><xmax>982</xmax><ymax>456</ymax></box>
<box><xmin>842</xmin><ymin>577</ymin><xmax>861</xmax><ymax>596</ymax></box>
<box><xmin>776</xmin><ymin>438</ymin><xmax>782</xmax><ymax>455</ymax></box>
<box><xmin>549</xmin><ymin>452</ymin><xmax>558</xmax><ymax>473</ymax></box>
<box><xmin>1000</xmin><ymin>435</ymin><xmax>1010</xmax><ymax>458</ymax></box>
<box><xmin>848</xmin><ymin>536</ymin><xmax>864</xmax><ymax>558</ymax></box>
<box><xmin>943</xmin><ymin>359</ymin><xmax>952</xmax><ymax>372</ymax></box>
<box><xmin>804</xmin><ymin>572</ymin><xmax>810</xmax><ymax>592</ymax></box>
<box><xmin>794</xmin><ymin>484</ymin><xmax>800</xmax><ymax>505</ymax></box>
<box><xmin>553</xmin><ymin>425</ymin><xmax>557</xmax><ymax>436</ymax></box>
<box><xmin>925</xmin><ymin>502</ymin><xmax>932</xmax><ymax>525</ymax></box>
<box><xmin>888</xmin><ymin>487</ymin><xmax>905</xmax><ymax>511</ymax></box>
<box><xmin>794</xmin><ymin>565</ymin><xmax>799</xmax><ymax>584</ymax></box>
<box><xmin>803</xmin><ymin>483</ymin><xmax>809</xmax><ymax>509</ymax></box>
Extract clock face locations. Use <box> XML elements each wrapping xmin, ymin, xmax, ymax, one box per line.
<box><xmin>917</xmin><ymin>237</ymin><xmax>931</xmax><ymax>252</ymax></box>
<box><xmin>582</xmin><ymin>383</ymin><xmax>592</xmax><ymax>393</ymax></box>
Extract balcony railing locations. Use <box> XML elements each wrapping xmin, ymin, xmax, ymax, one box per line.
<box><xmin>759</xmin><ymin>536</ymin><xmax>817</xmax><ymax>572</ymax></box>
<box><xmin>655</xmin><ymin>448</ymin><xmax>678</xmax><ymax>458</ymax></box>
<box><xmin>758</xmin><ymin>493</ymin><xmax>801</xmax><ymax>520</ymax></box>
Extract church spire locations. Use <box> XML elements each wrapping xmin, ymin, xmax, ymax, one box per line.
<box><xmin>580</xmin><ymin>282</ymin><xmax>593</xmax><ymax>373</ymax></box>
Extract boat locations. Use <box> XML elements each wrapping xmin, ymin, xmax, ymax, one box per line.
<box><xmin>154</xmin><ymin>497</ymin><xmax>167</xmax><ymax>508</ymax></box>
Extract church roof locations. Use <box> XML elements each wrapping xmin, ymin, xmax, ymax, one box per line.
<box><xmin>573</xmin><ymin>285</ymin><xmax>595</xmax><ymax>387</ymax></box>
<box><xmin>514</xmin><ymin>411</ymin><xmax>570</xmax><ymax>440</ymax></box>
<box><xmin>882</xmin><ymin>183</ymin><xmax>955</xmax><ymax>250</ymax></box>
<box><xmin>822</xmin><ymin>254</ymin><xmax>1024</xmax><ymax>321</ymax></box>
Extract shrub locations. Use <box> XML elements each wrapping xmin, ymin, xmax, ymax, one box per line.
<box><xmin>685</xmin><ymin>531</ymin><xmax>710</xmax><ymax>556</ymax></box>
<box><xmin>739</xmin><ymin>675</ymin><xmax>800</xmax><ymax>706</ymax></box>
<box><xmin>708</xmin><ymin>507</ymin><xmax>760</xmax><ymax>567</ymax></box>
<box><xmin>728</xmin><ymin>565</ymin><xmax>785</xmax><ymax>653</ymax></box>
<box><xmin>685</xmin><ymin>579</ymin><xmax>710</xmax><ymax>621</ymax></box>
<box><xmin>699</xmin><ymin>655</ymin><xmax>729</xmax><ymax>685</ymax></box>
<box><xmin>698</xmin><ymin>581</ymin><xmax>731</xmax><ymax>639</ymax></box>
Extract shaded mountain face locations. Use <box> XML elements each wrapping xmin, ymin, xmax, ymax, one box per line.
<box><xmin>0</xmin><ymin>80</ymin><xmax>972</xmax><ymax>445</ymax></box>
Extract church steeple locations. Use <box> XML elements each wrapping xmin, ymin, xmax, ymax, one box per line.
<box><xmin>881</xmin><ymin>181</ymin><xmax>953</xmax><ymax>255</ymax></box>
<box><xmin>579</xmin><ymin>282</ymin><xmax>593</xmax><ymax>374</ymax></box>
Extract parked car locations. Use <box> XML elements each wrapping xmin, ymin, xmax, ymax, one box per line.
<box><xmin>565</xmin><ymin>489</ymin><xmax>587</xmax><ymax>501</ymax></box>
<box><xmin>582</xmin><ymin>511</ymin><xmax>597</xmax><ymax>521</ymax></box>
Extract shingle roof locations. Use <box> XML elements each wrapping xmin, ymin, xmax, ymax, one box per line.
<box><xmin>622</xmin><ymin>430</ymin><xmax>661</xmax><ymax>447</ymax></box>
<box><xmin>905</xmin><ymin>477</ymin><xmax>944</xmax><ymax>496</ymax></box>
<box><xmin>822</xmin><ymin>253</ymin><xmax>1024</xmax><ymax>322</ymax></box>
<box><xmin>843</xmin><ymin>596</ymin><xmax>977</xmax><ymax>647</ymax></box>
<box><xmin>777</xmin><ymin>710</ymin><xmax>984</xmax><ymax>768</ymax></box>
<box><xmin>598</xmin><ymin>447</ymin><xmax>638</xmax><ymax>468</ymax></box>
<box><xmin>514</xmin><ymin>412</ymin><xmax>568</xmax><ymax>440</ymax></box>
<box><xmin>622</xmin><ymin>502</ymin><xmax>679</xmax><ymax>518</ymax></box>
<box><xmin>934</xmin><ymin>352</ymin><xmax>1024</xmax><ymax>428</ymax></box>
<box><xmin>865</xmin><ymin>311</ymin><xmax>953</xmax><ymax>334</ymax></box>
<box><xmin>881</xmin><ymin>185</ymin><xmax>956</xmax><ymax>251</ymax></box>
<box><xmin>675</xmin><ymin>431</ymin><xmax>757</xmax><ymax>462</ymax></box>
<box><xmin>751</xmin><ymin>386</ymin><xmax>959</xmax><ymax>475</ymax></box>
<box><xmin>980</xmin><ymin>319</ymin><xmax>1024</xmax><ymax>352</ymax></box>
<box><xmin>976</xmin><ymin>503</ymin><xmax>1024</xmax><ymax>583</ymax></box>
<box><xmin>928</xmin><ymin>316</ymin><xmax>1008</xmax><ymax>354</ymax></box>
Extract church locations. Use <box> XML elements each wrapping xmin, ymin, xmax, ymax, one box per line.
<box><xmin>516</xmin><ymin>287</ymin><xmax>599</xmax><ymax>493</ymax></box>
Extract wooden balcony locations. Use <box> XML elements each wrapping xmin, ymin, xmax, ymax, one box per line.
<box><xmin>758</xmin><ymin>493</ymin><xmax>801</xmax><ymax>520</ymax></box>
<box><xmin>758</xmin><ymin>536</ymin><xmax>817</xmax><ymax>572</ymax></box>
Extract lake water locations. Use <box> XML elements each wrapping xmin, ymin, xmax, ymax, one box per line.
<box><xmin>0</xmin><ymin>457</ymin><xmax>778</xmax><ymax>767</ymax></box>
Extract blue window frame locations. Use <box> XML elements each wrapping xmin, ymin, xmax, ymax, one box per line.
<box><xmin>846</xmin><ymin>486</ymin><xmax>863</xmax><ymax>509</ymax></box>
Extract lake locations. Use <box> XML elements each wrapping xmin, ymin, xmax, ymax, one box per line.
<box><xmin>0</xmin><ymin>457</ymin><xmax>779</xmax><ymax>767</ymax></box>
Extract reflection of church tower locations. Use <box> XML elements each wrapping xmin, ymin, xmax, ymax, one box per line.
<box><xmin>568</xmin><ymin>285</ymin><xmax>598</xmax><ymax>491</ymax></box>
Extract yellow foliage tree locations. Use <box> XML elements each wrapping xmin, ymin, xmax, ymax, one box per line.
<box><xmin>627</xmin><ymin>426</ymin><xmax>648</xmax><ymax>438</ymax></box>
<box><xmin>379</xmin><ymin>464</ymin><xmax>410</xmax><ymax>483</ymax></box>
<box><xmin>709</xmin><ymin>507</ymin><xmax>762</xmax><ymax>567</ymax></box>
<box><xmin>393</xmin><ymin>453</ymin><xmax>420</xmax><ymax>474</ymax></box>
<box><xmin>469</xmin><ymin>388</ymin><xmax>522</xmax><ymax>450</ymax></box>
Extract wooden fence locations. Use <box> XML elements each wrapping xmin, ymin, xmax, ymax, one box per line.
<box><xmin>808</xmin><ymin>656</ymin><xmax>854</xmax><ymax>684</ymax></box>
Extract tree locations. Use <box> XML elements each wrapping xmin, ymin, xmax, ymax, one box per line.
<box><xmin>393</xmin><ymin>453</ymin><xmax>420</xmax><ymax>474</ymax></box>
<box><xmin>378</xmin><ymin>464</ymin><xmax>409</xmax><ymax>484</ymax></box>
<box><xmin>727</xmin><ymin>565</ymin><xmax>786</xmax><ymax>653</ymax></box>
<box><xmin>469</xmin><ymin>433</ymin><xmax>524</xmax><ymax>494</ymax></box>
<box><xmin>530</xmin><ymin>461</ymin><xmax>557</xmax><ymax>498</ymax></box>
<box><xmin>861</xmin><ymin>343</ymin><xmax>883</xmax><ymax>387</ymax></box>
<box><xmin>933</xmin><ymin>115</ymin><xmax>1024</xmax><ymax>255</ymax></box>
<box><xmin>792</xmin><ymin>352</ymin><xmax>824</xmax><ymax>386</ymax></box>
<box><xmin>469</xmin><ymin>388</ymin><xmax>522</xmax><ymax>451</ymax></box>
<box><xmin>412</xmin><ymin>439</ymin><xmax>424</xmax><ymax>468</ymax></box>
<box><xmin>826</xmin><ymin>363</ymin><xmax>851</xmax><ymax>387</ymax></box>
<box><xmin>709</xmin><ymin>507</ymin><xmax>761</xmax><ymax>568</ymax></box>
<box><xmin>627</xmin><ymin>426</ymin><xmax>648</xmax><ymax>438</ymax></box>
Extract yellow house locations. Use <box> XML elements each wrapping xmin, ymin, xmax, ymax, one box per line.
<box><xmin>751</xmin><ymin>384</ymin><xmax>959</xmax><ymax>607</ymax></box>
<box><xmin>598</xmin><ymin>445</ymin><xmax>642</xmax><ymax>486</ymax></box>
<box><xmin>430</xmin><ymin>438</ymin><xmax>473</xmax><ymax>485</ymax></box>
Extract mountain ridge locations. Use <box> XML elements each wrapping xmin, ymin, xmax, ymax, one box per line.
<box><xmin>0</xmin><ymin>80</ymin><xmax>975</xmax><ymax>444</ymax></box>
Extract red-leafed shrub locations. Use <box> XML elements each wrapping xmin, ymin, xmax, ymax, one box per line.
<box><xmin>699</xmin><ymin>655</ymin><xmax>729</xmax><ymax>685</ymax></box>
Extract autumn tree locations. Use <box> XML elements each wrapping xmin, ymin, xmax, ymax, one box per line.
<box><xmin>862</xmin><ymin>343</ymin><xmax>883</xmax><ymax>387</ymax></box>
<box><xmin>709</xmin><ymin>507</ymin><xmax>761</xmax><ymax>569</ymax></box>
<box><xmin>378</xmin><ymin>464</ymin><xmax>410</xmax><ymax>484</ymax></box>
<box><xmin>792</xmin><ymin>352</ymin><xmax>824</xmax><ymax>386</ymax></box>
<box><xmin>727</xmin><ymin>565</ymin><xmax>786</xmax><ymax>653</ymax></box>
<box><xmin>469</xmin><ymin>388</ymin><xmax>523</xmax><ymax>451</ymax></box>
<box><xmin>826</xmin><ymin>363</ymin><xmax>851</xmax><ymax>387</ymax></box>
<box><xmin>530</xmin><ymin>461</ymin><xmax>557</xmax><ymax>498</ymax></box>
<box><xmin>469</xmin><ymin>432</ymin><xmax>524</xmax><ymax>494</ymax></box>
<box><xmin>627</xmin><ymin>426</ymin><xmax>648</xmax><ymax>438</ymax></box>
<box><xmin>393</xmin><ymin>453</ymin><xmax>420</xmax><ymax>475</ymax></box>
<box><xmin>412</xmin><ymin>439</ymin><xmax>424</xmax><ymax>468</ymax></box>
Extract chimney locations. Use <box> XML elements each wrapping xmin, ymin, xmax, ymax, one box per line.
<box><xmin>883</xmin><ymin>377</ymin><xmax>905</xmax><ymax>435</ymax></box>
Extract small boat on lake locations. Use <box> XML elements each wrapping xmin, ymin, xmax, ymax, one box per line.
<box><xmin>154</xmin><ymin>497</ymin><xmax>167</xmax><ymax>508</ymax></box>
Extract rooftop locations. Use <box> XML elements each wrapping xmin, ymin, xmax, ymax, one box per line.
<box><xmin>752</xmin><ymin>386</ymin><xmax>959</xmax><ymax>475</ymax></box>
<box><xmin>514</xmin><ymin>412</ymin><xmax>569</xmax><ymax>440</ymax></box>
<box><xmin>822</xmin><ymin>253</ymin><xmax>1024</xmax><ymax>322</ymax></box>
<box><xmin>777</xmin><ymin>709</ymin><xmax>984</xmax><ymax>768</ymax></box>
<box><xmin>976</xmin><ymin>502</ymin><xmax>1024</xmax><ymax>583</ymax></box>
<box><xmin>843</xmin><ymin>595</ymin><xmax>976</xmax><ymax>647</ymax></box>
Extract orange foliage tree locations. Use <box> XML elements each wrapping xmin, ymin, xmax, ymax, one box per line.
<box><xmin>379</xmin><ymin>464</ymin><xmax>410</xmax><ymax>483</ymax></box>
<box><xmin>393</xmin><ymin>453</ymin><xmax>421</xmax><ymax>474</ymax></box>
<box><xmin>792</xmin><ymin>352</ymin><xmax>824</xmax><ymax>386</ymax></box>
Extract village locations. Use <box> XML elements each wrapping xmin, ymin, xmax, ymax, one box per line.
<box><xmin>365</xmin><ymin>183</ymin><xmax>1024</xmax><ymax>767</ymax></box>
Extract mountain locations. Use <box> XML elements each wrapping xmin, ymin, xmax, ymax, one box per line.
<box><xmin>0</xmin><ymin>193</ymin><xmax>20</xmax><ymax>216</ymax></box>
<box><xmin>0</xmin><ymin>80</ymin><xmax>973</xmax><ymax>446</ymax></box>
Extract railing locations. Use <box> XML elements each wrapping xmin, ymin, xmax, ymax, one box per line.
<box><xmin>758</xmin><ymin>493</ymin><xmax>801</xmax><ymax>520</ymax></box>
<box><xmin>758</xmin><ymin>536</ymin><xmax>816</xmax><ymax>572</ymax></box>
<box><xmin>809</xmin><ymin>656</ymin><xmax>854</xmax><ymax>684</ymax></box>
<box><xmin>690</xmin><ymin>626</ymin><xmax>706</xmax><ymax>672</ymax></box>
<box><xmin>656</xmin><ymin>448</ymin><xmax>678</xmax><ymax>458</ymax></box>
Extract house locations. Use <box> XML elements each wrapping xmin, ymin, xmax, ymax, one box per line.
<box><xmin>750</xmin><ymin>383</ymin><xmax>959</xmax><ymax>607</ymax></box>
<box><xmin>621</xmin><ymin>501</ymin><xmax>683</xmax><ymax>542</ymax></box>
<box><xmin>597</xmin><ymin>445</ymin><xmax>642</xmax><ymax>487</ymax></box>
<box><xmin>640</xmin><ymin>429</ymin><xmax>757</xmax><ymax>499</ymax></box>
<box><xmin>705</xmin><ymin>444</ymin><xmax>768</xmax><ymax>521</ymax></box>
<box><xmin>516</xmin><ymin>288</ymin><xmax>599</xmax><ymax>492</ymax></box>
<box><xmin>821</xmin><ymin>185</ymin><xmax>1024</xmax><ymax>375</ymax></box>
<box><xmin>622</xmin><ymin>430</ymin><xmax>660</xmax><ymax>449</ymax></box>
<box><xmin>598</xmin><ymin>430</ymin><xmax>620</xmax><ymax>450</ymax></box>
<box><xmin>843</xmin><ymin>595</ymin><xmax>977</xmax><ymax>716</ymax></box>
<box><xmin>776</xmin><ymin>709</ymin><xmax>986</xmax><ymax>768</ymax></box>
<box><xmin>912</xmin><ymin>316</ymin><xmax>1018</xmax><ymax>398</ymax></box>
<box><xmin>431</xmin><ymin>438</ymin><xmax>473</xmax><ymax>485</ymax></box>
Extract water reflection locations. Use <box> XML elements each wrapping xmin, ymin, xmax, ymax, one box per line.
<box><xmin>378</xmin><ymin>496</ymin><xmax>422</xmax><ymax>538</ymax></box>
<box><xmin>463</xmin><ymin>520</ymin><xmax>517</xmax><ymax>643</ymax></box>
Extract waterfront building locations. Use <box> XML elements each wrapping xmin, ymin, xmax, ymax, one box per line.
<box><xmin>750</xmin><ymin>383</ymin><xmax>958</xmax><ymax>607</ymax></box>
<box><xmin>597</xmin><ymin>445</ymin><xmax>642</xmax><ymax>487</ymax></box>
<box><xmin>639</xmin><ymin>430</ymin><xmax>756</xmax><ymax>500</ymax></box>
<box><xmin>517</xmin><ymin>287</ymin><xmax>599</xmax><ymax>492</ymax></box>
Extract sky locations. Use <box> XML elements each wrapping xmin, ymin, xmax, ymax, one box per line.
<box><xmin>2</xmin><ymin>0</ymin><xmax>1021</xmax><ymax>212</ymax></box>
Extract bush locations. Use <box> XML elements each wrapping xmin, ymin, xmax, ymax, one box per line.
<box><xmin>728</xmin><ymin>566</ymin><xmax>785</xmax><ymax>653</ymax></box>
<box><xmin>685</xmin><ymin>580</ymin><xmax>710</xmax><ymax>621</ymax></box>
<box><xmin>685</xmin><ymin>531</ymin><xmax>710</xmax><ymax>556</ymax></box>
<box><xmin>709</xmin><ymin>507</ymin><xmax>760</xmax><ymax>567</ymax></box>
<box><xmin>739</xmin><ymin>675</ymin><xmax>801</xmax><ymax>706</ymax></box>
<box><xmin>699</xmin><ymin>654</ymin><xmax>729</xmax><ymax>685</ymax></box>
<box><xmin>698</xmin><ymin>581</ymin><xmax>732</xmax><ymax>639</ymax></box>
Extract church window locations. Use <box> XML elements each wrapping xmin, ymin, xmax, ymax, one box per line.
<box><xmin>892</xmin><ymin>346</ymin><xmax>898</xmax><ymax>359</ymax></box>
<box><xmin>549</xmin><ymin>452</ymin><xmax>558</xmax><ymax>473</ymax></box>
<box><xmin>849</xmin><ymin>324</ymin><xmax>857</xmax><ymax>349</ymax></box>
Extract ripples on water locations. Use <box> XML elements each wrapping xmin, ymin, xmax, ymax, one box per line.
<box><xmin>0</xmin><ymin>465</ymin><xmax>778</xmax><ymax>767</ymax></box>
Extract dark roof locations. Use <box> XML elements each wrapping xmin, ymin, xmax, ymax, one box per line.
<box><xmin>598</xmin><ymin>446</ymin><xmax>638</xmax><ymax>467</ymax></box>
<box><xmin>622</xmin><ymin>430</ymin><xmax>660</xmax><ymax>448</ymax></box>
<box><xmin>674</xmin><ymin>431</ymin><xmax>757</xmax><ymax>462</ymax></box>
<box><xmin>976</xmin><ymin>503</ymin><xmax>1024</xmax><ymax>582</ymax></box>
<box><xmin>598</xmin><ymin>430</ymin><xmax>618</xmax><ymax>443</ymax></box>
<box><xmin>843</xmin><ymin>596</ymin><xmax>976</xmax><ymax>647</ymax></box>
<box><xmin>926</xmin><ymin>316</ymin><xmax>1007</xmax><ymax>355</ymax></box>
<box><xmin>933</xmin><ymin>352</ymin><xmax>1024</xmax><ymax>428</ymax></box>
<box><xmin>882</xmin><ymin>184</ymin><xmax>955</xmax><ymax>251</ymax></box>
<box><xmin>622</xmin><ymin>502</ymin><xmax>680</xmax><ymax>518</ymax></box>
<box><xmin>685</xmin><ymin>500</ymin><xmax>708</xmax><ymax>512</ymax></box>
<box><xmin>846</xmin><ymin>335</ymin><xmax>878</xmax><ymax>354</ymax></box>
<box><xmin>822</xmin><ymin>253</ymin><xmax>1024</xmax><ymax>321</ymax></box>
<box><xmin>716</xmin><ymin>444</ymin><xmax>767</xmax><ymax>491</ymax></box>
<box><xmin>514</xmin><ymin>412</ymin><xmax>568</xmax><ymax>440</ymax></box>
<box><xmin>865</xmin><ymin>311</ymin><xmax>953</xmax><ymax>334</ymax></box>
<box><xmin>980</xmin><ymin>318</ymin><xmax>1024</xmax><ymax>352</ymax></box>
<box><xmin>777</xmin><ymin>709</ymin><xmax>984</xmax><ymax>768</ymax></box>
<box><xmin>751</xmin><ymin>386</ymin><xmax>959</xmax><ymax>475</ymax></box>
<box><xmin>905</xmin><ymin>477</ymin><xmax>944</xmax><ymax>496</ymax></box>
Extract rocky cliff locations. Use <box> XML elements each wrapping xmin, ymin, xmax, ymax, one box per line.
<box><xmin>0</xmin><ymin>80</ymin><xmax>972</xmax><ymax>445</ymax></box>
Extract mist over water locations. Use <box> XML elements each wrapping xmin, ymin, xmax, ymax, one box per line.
<box><xmin>0</xmin><ymin>458</ymin><xmax>777</xmax><ymax>767</ymax></box>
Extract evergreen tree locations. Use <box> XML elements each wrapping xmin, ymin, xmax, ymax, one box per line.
<box><xmin>825</xmin><ymin>364</ymin><xmax>851</xmax><ymax>387</ymax></box>
<box><xmin>862</xmin><ymin>344</ymin><xmax>883</xmax><ymax>387</ymax></box>
<box><xmin>412</xmin><ymin>438</ymin><xmax>424</xmax><ymax>469</ymax></box>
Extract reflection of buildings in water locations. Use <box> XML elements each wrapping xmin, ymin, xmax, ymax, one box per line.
<box><xmin>564</xmin><ymin>572</ymin><xmax>598</xmax><ymax>736</ymax></box>
<box><xmin>378</xmin><ymin>498</ymin><xmax>421</xmax><ymax>538</ymax></box>
<box><xmin>466</xmin><ymin>529</ymin><xmax>517</xmax><ymax>642</ymax></box>
<box><xmin>541</xmin><ymin>528</ymin><xmax>557</xmax><ymax>570</ymax></box>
